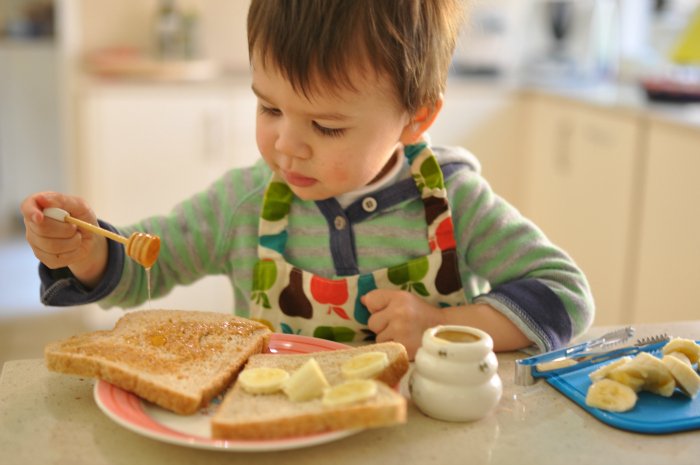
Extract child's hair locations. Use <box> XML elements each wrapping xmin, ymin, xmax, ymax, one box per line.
<box><xmin>247</xmin><ymin>0</ymin><xmax>464</xmax><ymax>114</ymax></box>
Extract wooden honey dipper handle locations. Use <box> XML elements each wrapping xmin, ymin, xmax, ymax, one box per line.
<box><xmin>43</xmin><ymin>208</ymin><xmax>129</xmax><ymax>245</ymax></box>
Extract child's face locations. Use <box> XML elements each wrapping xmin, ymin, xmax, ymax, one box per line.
<box><xmin>252</xmin><ymin>57</ymin><xmax>414</xmax><ymax>201</ymax></box>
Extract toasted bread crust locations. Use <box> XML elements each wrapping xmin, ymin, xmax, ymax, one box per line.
<box><xmin>211</xmin><ymin>387</ymin><xmax>406</xmax><ymax>439</ymax></box>
<box><xmin>44</xmin><ymin>310</ymin><xmax>271</xmax><ymax>414</ymax></box>
<box><xmin>375</xmin><ymin>347</ymin><xmax>410</xmax><ymax>387</ymax></box>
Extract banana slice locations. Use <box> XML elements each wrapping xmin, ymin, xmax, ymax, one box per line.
<box><xmin>322</xmin><ymin>379</ymin><xmax>378</xmax><ymax>407</ymax></box>
<box><xmin>607</xmin><ymin>352</ymin><xmax>676</xmax><ymax>396</ymax></box>
<box><xmin>341</xmin><ymin>352</ymin><xmax>389</xmax><ymax>379</ymax></box>
<box><xmin>585</xmin><ymin>379</ymin><xmax>638</xmax><ymax>412</ymax></box>
<box><xmin>283</xmin><ymin>358</ymin><xmax>330</xmax><ymax>402</ymax></box>
<box><xmin>666</xmin><ymin>351</ymin><xmax>691</xmax><ymax>366</ymax></box>
<box><xmin>663</xmin><ymin>355</ymin><xmax>700</xmax><ymax>398</ymax></box>
<box><xmin>637</xmin><ymin>352</ymin><xmax>676</xmax><ymax>397</ymax></box>
<box><xmin>588</xmin><ymin>357</ymin><xmax>631</xmax><ymax>383</ymax></box>
<box><xmin>607</xmin><ymin>362</ymin><xmax>645</xmax><ymax>393</ymax></box>
<box><xmin>632</xmin><ymin>352</ymin><xmax>676</xmax><ymax>397</ymax></box>
<box><xmin>238</xmin><ymin>367</ymin><xmax>290</xmax><ymax>394</ymax></box>
<box><xmin>661</xmin><ymin>338</ymin><xmax>700</xmax><ymax>365</ymax></box>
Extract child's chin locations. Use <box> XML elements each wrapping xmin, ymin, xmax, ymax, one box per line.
<box><xmin>291</xmin><ymin>189</ymin><xmax>332</xmax><ymax>202</ymax></box>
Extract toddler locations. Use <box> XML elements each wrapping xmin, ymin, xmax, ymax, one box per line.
<box><xmin>21</xmin><ymin>0</ymin><xmax>593</xmax><ymax>358</ymax></box>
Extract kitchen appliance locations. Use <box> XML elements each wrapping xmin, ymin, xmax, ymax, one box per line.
<box><xmin>451</xmin><ymin>0</ymin><xmax>527</xmax><ymax>77</ymax></box>
<box><xmin>519</xmin><ymin>0</ymin><xmax>620</xmax><ymax>84</ymax></box>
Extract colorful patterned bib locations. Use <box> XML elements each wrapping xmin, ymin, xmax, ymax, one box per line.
<box><xmin>250</xmin><ymin>142</ymin><xmax>465</xmax><ymax>342</ymax></box>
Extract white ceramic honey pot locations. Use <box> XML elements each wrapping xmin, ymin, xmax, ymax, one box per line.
<box><xmin>409</xmin><ymin>325</ymin><xmax>502</xmax><ymax>422</ymax></box>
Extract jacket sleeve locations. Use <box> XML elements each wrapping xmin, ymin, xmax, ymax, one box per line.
<box><xmin>446</xmin><ymin>161</ymin><xmax>595</xmax><ymax>353</ymax></box>
<box><xmin>38</xmin><ymin>162</ymin><xmax>271</xmax><ymax>309</ymax></box>
<box><xmin>99</xmin><ymin>162</ymin><xmax>271</xmax><ymax>309</ymax></box>
<box><xmin>39</xmin><ymin>220</ymin><xmax>125</xmax><ymax>306</ymax></box>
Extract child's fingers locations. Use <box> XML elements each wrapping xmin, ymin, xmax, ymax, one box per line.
<box><xmin>42</xmin><ymin>192</ymin><xmax>94</xmax><ymax>221</ymax></box>
<box><xmin>373</xmin><ymin>328</ymin><xmax>397</xmax><ymax>344</ymax></box>
<box><xmin>20</xmin><ymin>192</ymin><xmax>49</xmax><ymax>224</ymax></box>
<box><xmin>367</xmin><ymin>302</ymin><xmax>393</xmax><ymax>336</ymax></box>
<box><xmin>24</xmin><ymin>208</ymin><xmax>78</xmax><ymax>241</ymax></box>
<box><xmin>27</xmin><ymin>230</ymin><xmax>84</xmax><ymax>268</ymax></box>
<box><xmin>22</xmin><ymin>193</ymin><xmax>83</xmax><ymax>265</ymax></box>
<box><xmin>363</xmin><ymin>290</ymin><xmax>393</xmax><ymax>335</ymax></box>
<box><xmin>21</xmin><ymin>191</ymin><xmax>95</xmax><ymax>226</ymax></box>
<box><xmin>20</xmin><ymin>191</ymin><xmax>100</xmax><ymax>270</ymax></box>
<box><xmin>21</xmin><ymin>192</ymin><xmax>69</xmax><ymax>225</ymax></box>
<box><xmin>31</xmin><ymin>242</ymin><xmax>84</xmax><ymax>269</ymax></box>
<box><xmin>27</xmin><ymin>216</ymin><xmax>77</xmax><ymax>239</ymax></box>
<box><xmin>361</xmin><ymin>288</ymin><xmax>396</xmax><ymax>313</ymax></box>
<box><xmin>31</xmin><ymin>229</ymin><xmax>83</xmax><ymax>254</ymax></box>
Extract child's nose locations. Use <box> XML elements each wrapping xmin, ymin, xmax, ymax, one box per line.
<box><xmin>274</xmin><ymin>122</ymin><xmax>311</xmax><ymax>160</ymax></box>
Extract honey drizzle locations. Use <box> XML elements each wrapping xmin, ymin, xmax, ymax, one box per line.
<box><xmin>146</xmin><ymin>267</ymin><xmax>152</xmax><ymax>309</ymax></box>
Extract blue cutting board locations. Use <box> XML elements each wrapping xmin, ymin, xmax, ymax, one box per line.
<box><xmin>545</xmin><ymin>344</ymin><xmax>700</xmax><ymax>434</ymax></box>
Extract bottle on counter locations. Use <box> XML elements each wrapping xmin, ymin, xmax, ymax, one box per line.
<box><xmin>181</xmin><ymin>9</ymin><xmax>201</xmax><ymax>60</ymax></box>
<box><xmin>154</xmin><ymin>0</ymin><xmax>185</xmax><ymax>60</ymax></box>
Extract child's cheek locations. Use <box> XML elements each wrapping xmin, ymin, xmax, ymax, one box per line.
<box><xmin>322</xmin><ymin>159</ymin><xmax>346</xmax><ymax>182</ymax></box>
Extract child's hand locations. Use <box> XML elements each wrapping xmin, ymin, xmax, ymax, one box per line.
<box><xmin>363</xmin><ymin>289</ymin><xmax>445</xmax><ymax>359</ymax></box>
<box><xmin>20</xmin><ymin>192</ymin><xmax>108</xmax><ymax>288</ymax></box>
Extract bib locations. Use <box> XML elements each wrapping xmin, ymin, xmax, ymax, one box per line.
<box><xmin>250</xmin><ymin>142</ymin><xmax>465</xmax><ymax>342</ymax></box>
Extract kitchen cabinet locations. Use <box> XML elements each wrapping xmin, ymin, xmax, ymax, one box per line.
<box><xmin>78</xmin><ymin>82</ymin><xmax>258</xmax><ymax>223</ymax></box>
<box><xmin>0</xmin><ymin>42</ymin><xmax>63</xmax><ymax>237</ymax></box>
<box><xmin>432</xmin><ymin>80</ymin><xmax>525</xmax><ymax>205</ymax></box>
<box><xmin>631</xmin><ymin>120</ymin><xmax>700</xmax><ymax>323</ymax></box>
<box><xmin>77</xmin><ymin>82</ymin><xmax>258</xmax><ymax>312</ymax></box>
<box><xmin>520</xmin><ymin>94</ymin><xmax>641</xmax><ymax>326</ymax></box>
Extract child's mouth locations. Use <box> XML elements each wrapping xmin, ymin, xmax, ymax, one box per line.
<box><xmin>283</xmin><ymin>171</ymin><xmax>317</xmax><ymax>187</ymax></box>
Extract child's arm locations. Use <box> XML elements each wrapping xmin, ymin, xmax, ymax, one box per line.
<box><xmin>439</xmin><ymin>154</ymin><xmax>593</xmax><ymax>357</ymax></box>
<box><xmin>363</xmin><ymin>290</ymin><xmax>530</xmax><ymax>359</ymax></box>
<box><xmin>20</xmin><ymin>192</ymin><xmax>109</xmax><ymax>288</ymax></box>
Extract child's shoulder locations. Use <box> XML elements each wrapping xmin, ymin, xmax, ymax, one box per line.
<box><xmin>207</xmin><ymin>160</ymin><xmax>273</xmax><ymax>208</ymax></box>
<box><xmin>431</xmin><ymin>145</ymin><xmax>481</xmax><ymax>177</ymax></box>
<box><xmin>220</xmin><ymin>160</ymin><xmax>273</xmax><ymax>188</ymax></box>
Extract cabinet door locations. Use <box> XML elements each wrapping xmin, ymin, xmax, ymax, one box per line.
<box><xmin>0</xmin><ymin>45</ymin><xmax>62</xmax><ymax>237</ymax></box>
<box><xmin>632</xmin><ymin>122</ymin><xmax>700</xmax><ymax>323</ymax></box>
<box><xmin>78</xmin><ymin>86</ymin><xmax>258</xmax><ymax>312</ymax></box>
<box><xmin>80</xmin><ymin>88</ymin><xmax>257</xmax><ymax>224</ymax></box>
<box><xmin>522</xmin><ymin>96</ymin><xmax>640</xmax><ymax>325</ymax></box>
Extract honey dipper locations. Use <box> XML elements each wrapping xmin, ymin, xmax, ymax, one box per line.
<box><xmin>43</xmin><ymin>207</ymin><xmax>161</xmax><ymax>268</ymax></box>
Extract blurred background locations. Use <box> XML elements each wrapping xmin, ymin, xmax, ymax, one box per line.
<box><xmin>1</xmin><ymin>0</ymin><xmax>700</xmax><ymax>364</ymax></box>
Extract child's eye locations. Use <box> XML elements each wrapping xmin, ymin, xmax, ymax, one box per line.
<box><xmin>258</xmin><ymin>104</ymin><xmax>281</xmax><ymax>116</ymax></box>
<box><xmin>313</xmin><ymin>122</ymin><xmax>345</xmax><ymax>138</ymax></box>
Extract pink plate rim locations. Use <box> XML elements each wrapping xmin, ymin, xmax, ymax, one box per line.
<box><xmin>93</xmin><ymin>334</ymin><xmax>357</xmax><ymax>451</ymax></box>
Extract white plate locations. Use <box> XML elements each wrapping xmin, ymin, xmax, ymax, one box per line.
<box><xmin>93</xmin><ymin>334</ymin><xmax>359</xmax><ymax>451</ymax></box>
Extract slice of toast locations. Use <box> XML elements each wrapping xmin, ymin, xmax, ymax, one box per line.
<box><xmin>44</xmin><ymin>309</ymin><xmax>271</xmax><ymax>414</ymax></box>
<box><xmin>211</xmin><ymin>342</ymin><xmax>409</xmax><ymax>439</ymax></box>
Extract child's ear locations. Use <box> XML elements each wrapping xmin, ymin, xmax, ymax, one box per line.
<box><xmin>399</xmin><ymin>98</ymin><xmax>444</xmax><ymax>145</ymax></box>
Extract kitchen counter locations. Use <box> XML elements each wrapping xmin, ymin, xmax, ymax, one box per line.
<box><xmin>518</xmin><ymin>79</ymin><xmax>700</xmax><ymax>130</ymax></box>
<box><xmin>81</xmin><ymin>70</ymin><xmax>700</xmax><ymax>131</ymax></box>
<box><xmin>2</xmin><ymin>321</ymin><xmax>700</xmax><ymax>465</ymax></box>
<box><xmin>441</xmin><ymin>73</ymin><xmax>700</xmax><ymax>131</ymax></box>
